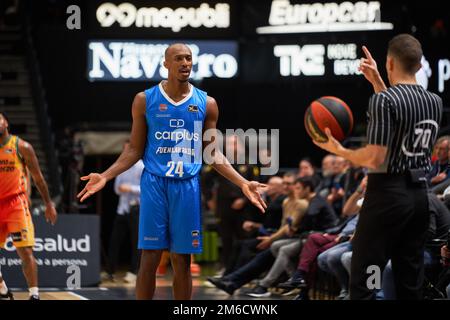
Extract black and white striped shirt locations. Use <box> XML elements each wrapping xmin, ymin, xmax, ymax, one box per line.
<box><xmin>367</xmin><ymin>84</ymin><xmax>443</xmax><ymax>174</ymax></box>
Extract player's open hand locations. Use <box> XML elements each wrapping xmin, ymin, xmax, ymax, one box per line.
<box><xmin>313</xmin><ymin>128</ymin><xmax>343</xmax><ymax>155</ymax></box>
<box><xmin>45</xmin><ymin>203</ymin><xmax>57</xmax><ymax>225</ymax></box>
<box><xmin>242</xmin><ymin>181</ymin><xmax>268</xmax><ymax>213</ymax></box>
<box><xmin>77</xmin><ymin>173</ymin><xmax>107</xmax><ymax>202</ymax></box>
<box><xmin>359</xmin><ymin>46</ymin><xmax>380</xmax><ymax>84</ymax></box>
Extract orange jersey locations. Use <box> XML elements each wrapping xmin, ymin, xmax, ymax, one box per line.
<box><xmin>0</xmin><ymin>135</ymin><xmax>28</xmax><ymax>201</ymax></box>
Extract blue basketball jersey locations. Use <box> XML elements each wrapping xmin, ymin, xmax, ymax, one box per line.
<box><xmin>143</xmin><ymin>82</ymin><xmax>207</xmax><ymax>179</ymax></box>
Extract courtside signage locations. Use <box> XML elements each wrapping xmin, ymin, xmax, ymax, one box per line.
<box><xmin>257</xmin><ymin>0</ymin><xmax>394</xmax><ymax>34</ymax></box>
<box><xmin>274</xmin><ymin>43</ymin><xmax>362</xmax><ymax>77</ymax></box>
<box><xmin>96</xmin><ymin>2</ymin><xmax>230</xmax><ymax>32</ymax></box>
<box><xmin>88</xmin><ymin>40</ymin><xmax>238</xmax><ymax>81</ymax></box>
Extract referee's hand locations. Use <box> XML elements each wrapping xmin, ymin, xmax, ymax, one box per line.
<box><xmin>359</xmin><ymin>46</ymin><xmax>387</xmax><ymax>93</ymax></box>
<box><xmin>313</xmin><ymin>128</ymin><xmax>343</xmax><ymax>155</ymax></box>
<box><xmin>359</xmin><ymin>46</ymin><xmax>379</xmax><ymax>83</ymax></box>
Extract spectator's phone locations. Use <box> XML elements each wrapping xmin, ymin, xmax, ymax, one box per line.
<box><xmin>286</xmin><ymin>216</ymin><xmax>293</xmax><ymax>227</ymax></box>
<box><xmin>259</xmin><ymin>226</ymin><xmax>269</xmax><ymax>236</ymax></box>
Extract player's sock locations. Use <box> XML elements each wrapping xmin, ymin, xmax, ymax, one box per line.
<box><xmin>0</xmin><ymin>281</ymin><xmax>8</xmax><ymax>295</ymax></box>
<box><xmin>29</xmin><ymin>287</ymin><xmax>39</xmax><ymax>297</ymax></box>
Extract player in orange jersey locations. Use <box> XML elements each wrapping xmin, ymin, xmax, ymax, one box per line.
<box><xmin>0</xmin><ymin>112</ymin><xmax>57</xmax><ymax>300</ymax></box>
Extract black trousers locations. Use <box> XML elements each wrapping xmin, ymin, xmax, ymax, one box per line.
<box><xmin>107</xmin><ymin>205</ymin><xmax>140</xmax><ymax>275</ymax></box>
<box><xmin>350</xmin><ymin>173</ymin><xmax>429</xmax><ymax>300</ymax></box>
<box><xmin>224</xmin><ymin>238</ymin><xmax>260</xmax><ymax>275</ymax></box>
<box><xmin>217</xmin><ymin>207</ymin><xmax>245</xmax><ymax>271</ymax></box>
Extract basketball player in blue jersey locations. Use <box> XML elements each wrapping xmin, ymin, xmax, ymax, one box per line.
<box><xmin>77</xmin><ymin>43</ymin><xmax>267</xmax><ymax>300</ymax></box>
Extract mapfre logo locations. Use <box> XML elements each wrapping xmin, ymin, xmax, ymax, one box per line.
<box><xmin>96</xmin><ymin>2</ymin><xmax>230</xmax><ymax>32</ymax></box>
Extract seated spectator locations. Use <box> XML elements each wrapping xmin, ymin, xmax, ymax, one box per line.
<box><xmin>316</xmin><ymin>154</ymin><xmax>336</xmax><ymax>198</ymax></box>
<box><xmin>207</xmin><ymin>176</ymin><xmax>338</xmax><ymax>296</ymax></box>
<box><xmin>253</xmin><ymin>174</ymin><xmax>309</xmax><ymax>252</ymax></box>
<box><xmin>430</xmin><ymin>138</ymin><xmax>450</xmax><ymax>196</ymax></box>
<box><xmin>224</xmin><ymin>175</ymin><xmax>287</xmax><ymax>274</ymax></box>
<box><xmin>428</xmin><ymin>136</ymin><xmax>450</xmax><ymax>188</ymax></box>
<box><xmin>317</xmin><ymin>176</ymin><xmax>366</xmax><ymax>299</ymax></box>
<box><xmin>341</xmin><ymin>163</ymin><xmax>366</xmax><ymax>205</ymax></box>
<box><xmin>298</xmin><ymin>158</ymin><xmax>321</xmax><ymax>188</ymax></box>
<box><xmin>278</xmin><ymin>177</ymin><xmax>367</xmax><ymax>300</ymax></box>
<box><xmin>327</xmin><ymin>157</ymin><xmax>349</xmax><ymax>216</ymax></box>
<box><xmin>341</xmin><ymin>192</ymin><xmax>450</xmax><ymax>300</ymax></box>
<box><xmin>242</xmin><ymin>176</ymin><xmax>286</xmax><ymax>236</ymax></box>
<box><xmin>245</xmin><ymin>175</ymin><xmax>341</xmax><ymax>297</ymax></box>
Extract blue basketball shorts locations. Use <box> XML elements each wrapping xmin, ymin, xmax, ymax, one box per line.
<box><xmin>138</xmin><ymin>170</ymin><xmax>202</xmax><ymax>254</ymax></box>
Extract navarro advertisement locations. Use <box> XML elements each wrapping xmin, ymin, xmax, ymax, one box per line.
<box><xmin>88</xmin><ymin>40</ymin><xmax>239</xmax><ymax>81</ymax></box>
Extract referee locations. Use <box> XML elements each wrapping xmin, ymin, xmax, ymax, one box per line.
<box><xmin>314</xmin><ymin>34</ymin><xmax>443</xmax><ymax>299</ymax></box>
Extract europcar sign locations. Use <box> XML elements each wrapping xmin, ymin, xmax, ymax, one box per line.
<box><xmin>257</xmin><ymin>0</ymin><xmax>394</xmax><ymax>34</ymax></box>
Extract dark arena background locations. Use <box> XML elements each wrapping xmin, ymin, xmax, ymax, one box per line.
<box><xmin>0</xmin><ymin>0</ymin><xmax>450</xmax><ymax>308</ymax></box>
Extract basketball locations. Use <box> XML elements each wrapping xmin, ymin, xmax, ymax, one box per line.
<box><xmin>304</xmin><ymin>96</ymin><xmax>354</xmax><ymax>143</ymax></box>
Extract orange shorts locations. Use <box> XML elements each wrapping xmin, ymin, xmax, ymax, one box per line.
<box><xmin>0</xmin><ymin>194</ymin><xmax>35</xmax><ymax>248</ymax></box>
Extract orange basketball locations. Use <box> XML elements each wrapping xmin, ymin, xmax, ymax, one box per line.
<box><xmin>304</xmin><ymin>96</ymin><xmax>353</xmax><ymax>143</ymax></box>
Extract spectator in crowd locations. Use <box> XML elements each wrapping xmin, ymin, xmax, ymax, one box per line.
<box><xmin>225</xmin><ymin>172</ymin><xmax>308</xmax><ymax>277</ymax></box>
<box><xmin>255</xmin><ymin>174</ymin><xmax>311</xmax><ymax>252</ymax></box>
<box><xmin>430</xmin><ymin>137</ymin><xmax>450</xmax><ymax>195</ymax></box>
<box><xmin>341</xmin><ymin>163</ymin><xmax>366</xmax><ymax>204</ymax></box>
<box><xmin>202</xmin><ymin>135</ymin><xmax>259</xmax><ymax>276</ymax></box>
<box><xmin>107</xmin><ymin>141</ymin><xmax>144</xmax><ymax>283</ymax></box>
<box><xmin>225</xmin><ymin>175</ymin><xmax>287</xmax><ymax>274</ymax></box>
<box><xmin>244</xmin><ymin>175</ymin><xmax>334</xmax><ymax>298</ymax></box>
<box><xmin>242</xmin><ymin>176</ymin><xmax>286</xmax><ymax>237</ymax></box>
<box><xmin>428</xmin><ymin>136</ymin><xmax>450</xmax><ymax>187</ymax></box>
<box><xmin>207</xmin><ymin>176</ymin><xmax>338</xmax><ymax>296</ymax></box>
<box><xmin>298</xmin><ymin>158</ymin><xmax>321</xmax><ymax>188</ymax></box>
<box><xmin>317</xmin><ymin>177</ymin><xmax>367</xmax><ymax>299</ymax></box>
<box><xmin>316</xmin><ymin>154</ymin><xmax>336</xmax><ymax>198</ymax></box>
<box><xmin>278</xmin><ymin>177</ymin><xmax>367</xmax><ymax>300</ymax></box>
<box><xmin>327</xmin><ymin>157</ymin><xmax>349</xmax><ymax>216</ymax></box>
<box><xmin>341</xmin><ymin>192</ymin><xmax>450</xmax><ymax>299</ymax></box>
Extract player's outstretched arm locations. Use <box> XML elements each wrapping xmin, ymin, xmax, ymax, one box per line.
<box><xmin>203</xmin><ymin>96</ymin><xmax>267</xmax><ymax>213</ymax></box>
<box><xmin>359</xmin><ymin>46</ymin><xmax>387</xmax><ymax>94</ymax></box>
<box><xmin>78</xmin><ymin>92</ymin><xmax>147</xmax><ymax>203</ymax></box>
<box><xmin>19</xmin><ymin>139</ymin><xmax>57</xmax><ymax>225</ymax></box>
